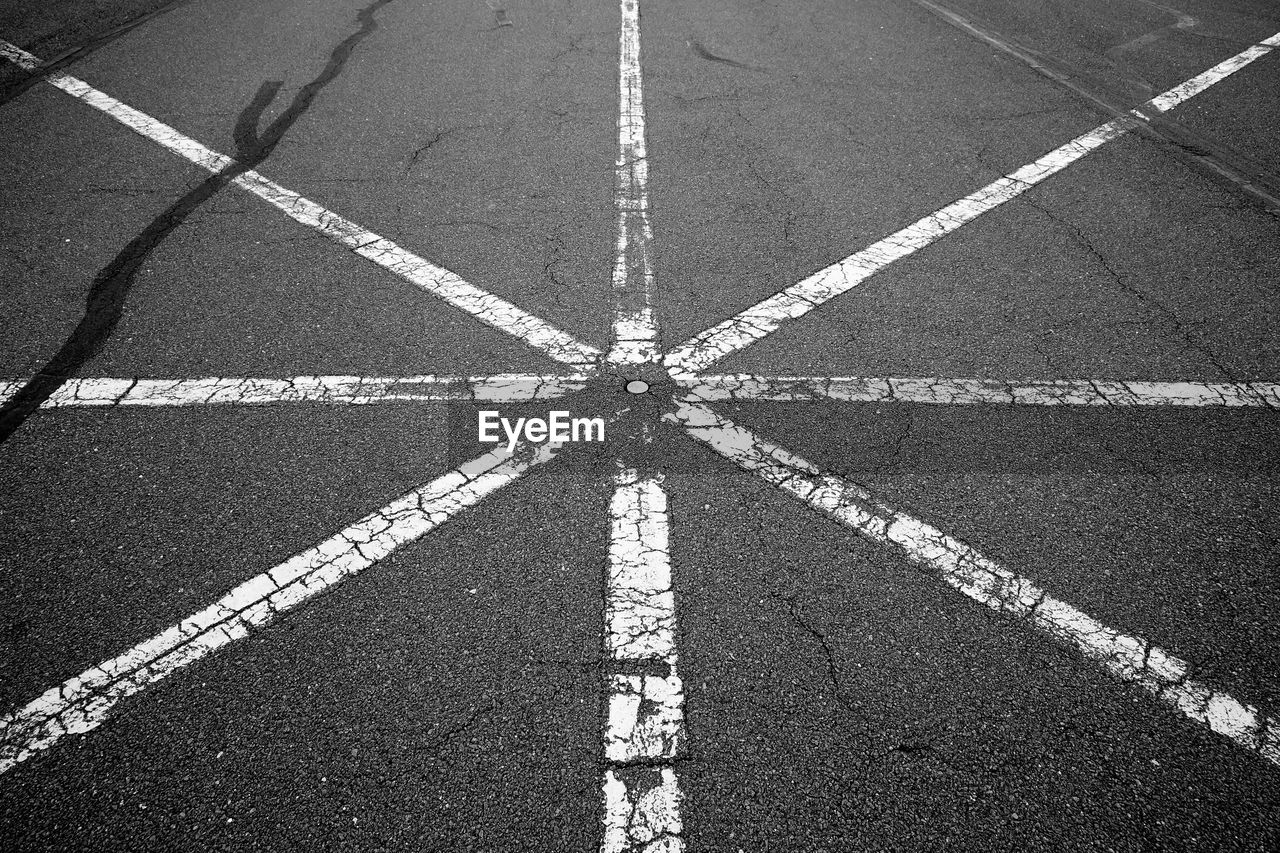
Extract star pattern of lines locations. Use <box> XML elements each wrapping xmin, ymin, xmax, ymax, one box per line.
<box><xmin>3</xmin><ymin>3</ymin><xmax>1280</xmax><ymax>851</ymax></box>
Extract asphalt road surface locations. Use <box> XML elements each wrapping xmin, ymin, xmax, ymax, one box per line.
<box><xmin>2</xmin><ymin>0</ymin><xmax>1280</xmax><ymax>850</ymax></box>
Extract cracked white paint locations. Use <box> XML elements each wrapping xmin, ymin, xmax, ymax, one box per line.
<box><xmin>0</xmin><ymin>40</ymin><xmax>601</xmax><ymax>368</ymax></box>
<box><xmin>603</xmin><ymin>768</ymin><xmax>683</xmax><ymax>853</ymax></box>
<box><xmin>606</xmin><ymin>673</ymin><xmax>684</xmax><ymax>763</ymax></box>
<box><xmin>0</xmin><ymin>441</ymin><xmax>557</xmax><ymax>774</ymax></box>
<box><xmin>0</xmin><ymin>374</ymin><xmax>591</xmax><ymax>408</ymax></box>
<box><xmin>669</xmin><ymin>399</ymin><xmax>1280</xmax><ymax>767</ymax></box>
<box><xmin>661</xmin><ymin>30</ymin><xmax>1280</xmax><ymax>375</ymax></box>
<box><xmin>606</xmin><ymin>0</ymin><xmax>659</xmax><ymax>366</ymax></box>
<box><xmin>679</xmin><ymin>375</ymin><xmax>1280</xmax><ymax>407</ymax></box>
<box><xmin>603</xmin><ymin>469</ymin><xmax>684</xmax><ymax>852</ymax></box>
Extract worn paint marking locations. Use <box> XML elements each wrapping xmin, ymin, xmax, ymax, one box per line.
<box><xmin>0</xmin><ymin>374</ymin><xmax>592</xmax><ymax>408</ymax></box>
<box><xmin>0</xmin><ymin>40</ymin><xmax>602</xmax><ymax>368</ymax></box>
<box><xmin>668</xmin><ymin>400</ymin><xmax>1280</xmax><ymax>767</ymax></box>
<box><xmin>602</xmin><ymin>468</ymin><xmax>685</xmax><ymax>852</ymax></box>
<box><xmin>679</xmin><ymin>375</ymin><xmax>1280</xmax><ymax>407</ymax></box>
<box><xmin>662</xmin><ymin>31</ymin><xmax>1280</xmax><ymax>375</ymax></box>
<box><xmin>0</xmin><ymin>442</ymin><xmax>557</xmax><ymax>774</ymax></box>
<box><xmin>607</xmin><ymin>0</ymin><xmax>660</xmax><ymax>366</ymax></box>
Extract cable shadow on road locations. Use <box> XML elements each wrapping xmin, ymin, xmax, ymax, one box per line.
<box><xmin>0</xmin><ymin>0</ymin><xmax>397</xmax><ymax>446</ymax></box>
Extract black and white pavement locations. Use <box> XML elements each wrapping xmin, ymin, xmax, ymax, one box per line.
<box><xmin>2</xmin><ymin>0</ymin><xmax>1280</xmax><ymax>849</ymax></box>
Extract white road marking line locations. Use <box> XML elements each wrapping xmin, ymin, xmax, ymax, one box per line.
<box><xmin>602</xmin><ymin>768</ymin><xmax>683</xmax><ymax>853</ymax></box>
<box><xmin>0</xmin><ymin>40</ymin><xmax>602</xmax><ymax>368</ymax></box>
<box><xmin>602</xmin><ymin>469</ymin><xmax>685</xmax><ymax>853</ymax></box>
<box><xmin>607</xmin><ymin>0</ymin><xmax>659</xmax><ymax>366</ymax></box>
<box><xmin>679</xmin><ymin>375</ymin><xmax>1280</xmax><ymax>407</ymax></box>
<box><xmin>668</xmin><ymin>400</ymin><xmax>1280</xmax><ymax>768</ymax></box>
<box><xmin>0</xmin><ymin>374</ymin><xmax>591</xmax><ymax>408</ymax></box>
<box><xmin>0</xmin><ymin>441</ymin><xmax>558</xmax><ymax>774</ymax></box>
<box><xmin>661</xmin><ymin>31</ymin><xmax>1280</xmax><ymax>376</ymax></box>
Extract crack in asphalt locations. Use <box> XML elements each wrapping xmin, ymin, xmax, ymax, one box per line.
<box><xmin>1021</xmin><ymin>196</ymin><xmax>1239</xmax><ymax>380</ymax></box>
<box><xmin>0</xmin><ymin>0</ymin><xmax>397</xmax><ymax>446</ymax></box>
<box><xmin>913</xmin><ymin>0</ymin><xmax>1280</xmax><ymax>214</ymax></box>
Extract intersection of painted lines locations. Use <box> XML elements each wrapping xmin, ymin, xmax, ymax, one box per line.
<box><xmin>679</xmin><ymin>375</ymin><xmax>1280</xmax><ymax>407</ymax></box>
<box><xmin>0</xmin><ymin>440</ymin><xmax>559</xmax><ymax>774</ymax></box>
<box><xmin>668</xmin><ymin>399</ymin><xmax>1280</xmax><ymax>768</ymax></box>
<box><xmin>603</xmin><ymin>469</ymin><xmax>685</xmax><ymax>853</ymax></box>
<box><xmin>0</xmin><ymin>40</ymin><xmax>601</xmax><ymax>369</ymax></box>
<box><xmin>661</xmin><ymin>30</ymin><xmax>1280</xmax><ymax>376</ymax></box>
<box><xmin>0</xmin><ymin>374</ymin><xmax>591</xmax><ymax>408</ymax></box>
<box><xmin>607</xmin><ymin>0</ymin><xmax>660</xmax><ymax>366</ymax></box>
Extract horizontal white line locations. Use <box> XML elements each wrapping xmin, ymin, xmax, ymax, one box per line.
<box><xmin>680</xmin><ymin>375</ymin><xmax>1280</xmax><ymax>407</ymax></box>
<box><xmin>0</xmin><ymin>374</ymin><xmax>591</xmax><ymax>408</ymax></box>
<box><xmin>0</xmin><ymin>441</ymin><xmax>557</xmax><ymax>774</ymax></box>
<box><xmin>668</xmin><ymin>399</ymin><xmax>1280</xmax><ymax>768</ymax></box>
<box><xmin>0</xmin><ymin>40</ymin><xmax>602</xmax><ymax>368</ymax></box>
<box><xmin>661</xmin><ymin>30</ymin><xmax>1280</xmax><ymax>375</ymax></box>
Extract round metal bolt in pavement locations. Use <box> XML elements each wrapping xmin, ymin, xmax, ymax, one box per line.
<box><xmin>625</xmin><ymin>379</ymin><xmax>650</xmax><ymax>394</ymax></box>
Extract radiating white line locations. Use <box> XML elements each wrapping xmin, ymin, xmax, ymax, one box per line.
<box><xmin>679</xmin><ymin>375</ymin><xmax>1280</xmax><ymax>407</ymax></box>
<box><xmin>0</xmin><ymin>374</ymin><xmax>592</xmax><ymax>408</ymax></box>
<box><xmin>0</xmin><ymin>40</ymin><xmax>602</xmax><ymax>368</ymax></box>
<box><xmin>668</xmin><ymin>399</ymin><xmax>1280</xmax><ymax>768</ymax></box>
<box><xmin>602</xmin><ymin>468</ymin><xmax>685</xmax><ymax>853</ymax></box>
<box><xmin>662</xmin><ymin>31</ymin><xmax>1280</xmax><ymax>376</ymax></box>
<box><xmin>0</xmin><ymin>441</ymin><xmax>558</xmax><ymax>774</ymax></box>
<box><xmin>607</xmin><ymin>0</ymin><xmax>659</xmax><ymax>366</ymax></box>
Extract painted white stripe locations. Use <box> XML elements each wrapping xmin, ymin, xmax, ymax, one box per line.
<box><xmin>0</xmin><ymin>441</ymin><xmax>557</xmax><ymax>774</ymax></box>
<box><xmin>662</xmin><ymin>31</ymin><xmax>1280</xmax><ymax>375</ymax></box>
<box><xmin>668</xmin><ymin>399</ymin><xmax>1280</xmax><ymax>768</ymax></box>
<box><xmin>602</xmin><ymin>768</ymin><xmax>684</xmax><ymax>853</ymax></box>
<box><xmin>602</xmin><ymin>469</ymin><xmax>685</xmax><ymax>853</ymax></box>
<box><xmin>0</xmin><ymin>40</ymin><xmax>602</xmax><ymax>368</ymax></box>
<box><xmin>679</xmin><ymin>375</ymin><xmax>1280</xmax><ymax>407</ymax></box>
<box><xmin>607</xmin><ymin>0</ymin><xmax>659</xmax><ymax>366</ymax></box>
<box><xmin>0</xmin><ymin>374</ymin><xmax>591</xmax><ymax>408</ymax></box>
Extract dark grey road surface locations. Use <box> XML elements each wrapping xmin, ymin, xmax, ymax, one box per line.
<box><xmin>2</xmin><ymin>0</ymin><xmax>1279</xmax><ymax>850</ymax></box>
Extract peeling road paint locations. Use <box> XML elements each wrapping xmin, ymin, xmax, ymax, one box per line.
<box><xmin>3</xmin><ymin>0</ymin><xmax>1280</xmax><ymax>847</ymax></box>
<box><xmin>668</xmin><ymin>399</ymin><xmax>1280</xmax><ymax>768</ymax></box>
<box><xmin>603</xmin><ymin>470</ymin><xmax>685</xmax><ymax>852</ymax></box>
<box><xmin>0</xmin><ymin>374</ymin><xmax>591</xmax><ymax>408</ymax></box>
<box><xmin>679</xmin><ymin>375</ymin><xmax>1280</xmax><ymax>407</ymax></box>
<box><xmin>661</xmin><ymin>29</ymin><xmax>1280</xmax><ymax>376</ymax></box>
<box><xmin>0</xmin><ymin>440</ymin><xmax>558</xmax><ymax>774</ymax></box>
<box><xmin>0</xmin><ymin>38</ymin><xmax>603</xmax><ymax>371</ymax></box>
<box><xmin>607</xmin><ymin>0</ymin><xmax>660</xmax><ymax>367</ymax></box>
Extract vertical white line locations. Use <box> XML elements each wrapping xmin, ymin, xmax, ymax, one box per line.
<box><xmin>607</xmin><ymin>0</ymin><xmax>660</xmax><ymax>366</ymax></box>
<box><xmin>601</xmin><ymin>469</ymin><xmax>686</xmax><ymax>853</ymax></box>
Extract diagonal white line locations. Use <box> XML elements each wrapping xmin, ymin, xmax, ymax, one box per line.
<box><xmin>666</xmin><ymin>399</ymin><xmax>1280</xmax><ymax>768</ymax></box>
<box><xmin>662</xmin><ymin>31</ymin><xmax>1280</xmax><ymax>376</ymax></box>
<box><xmin>678</xmin><ymin>374</ymin><xmax>1280</xmax><ymax>407</ymax></box>
<box><xmin>601</xmin><ymin>467</ymin><xmax>686</xmax><ymax>853</ymax></box>
<box><xmin>0</xmin><ymin>374</ymin><xmax>592</xmax><ymax>408</ymax></box>
<box><xmin>0</xmin><ymin>40</ymin><xmax>603</xmax><ymax>368</ymax></box>
<box><xmin>0</xmin><ymin>441</ymin><xmax>558</xmax><ymax>774</ymax></box>
<box><xmin>607</xmin><ymin>0</ymin><xmax>660</xmax><ymax>367</ymax></box>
